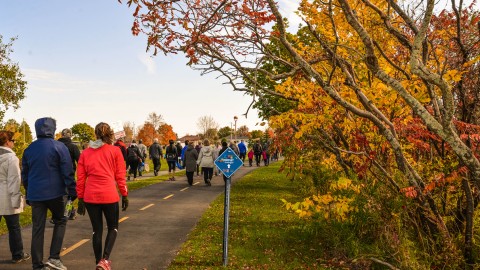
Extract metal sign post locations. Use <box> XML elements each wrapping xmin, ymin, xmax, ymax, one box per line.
<box><xmin>223</xmin><ymin>176</ymin><xmax>231</xmax><ymax>266</ymax></box>
<box><xmin>214</xmin><ymin>147</ymin><xmax>243</xmax><ymax>266</ymax></box>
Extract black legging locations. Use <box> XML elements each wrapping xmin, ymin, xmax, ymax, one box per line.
<box><xmin>128</xmin><ymin>158</ymin><xmax>139</xmax><ymax>178</ymax></box>
<box><xmin>202</xmin><ymin>167</ymin><xmax>213</xmax><ymax>183</ymax></box>
<box><xmin>186</xmin><ymin>171</ymin><xmax>194</xmax><ymax>185</ymax></box>
<box><xmin>85</xmin><ymin>202</ymin><xmax>119</xmax><ymax>264</ymax></box>
<box><xmin>254</xmin><ymin>153</ymin><xmax>262</xmax><ymax>166</ymax></box>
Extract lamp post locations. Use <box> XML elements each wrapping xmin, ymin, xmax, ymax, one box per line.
<box><xmin>233</xmin><ymin>116</ymin><xmax>238</xmax><ymax>141</ymax></box>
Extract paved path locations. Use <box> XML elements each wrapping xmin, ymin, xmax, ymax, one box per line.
<box><xmin>0</xmin><ymin>164</ymin><xmax>261</xmax><ymax>270</ymax></box>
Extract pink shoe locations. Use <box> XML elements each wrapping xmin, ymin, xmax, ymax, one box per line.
<box><xmin>96</xmin><ymin>259</ymin><xmax>111</xmax><ymax>270</ymax></box>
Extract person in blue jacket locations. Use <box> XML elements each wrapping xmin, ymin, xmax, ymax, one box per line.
<box><xmin>237</xmin><ymin>140</ymin><xmax>247</xmax><ymax>165</ymax></box>
<box><xmin>181</xmin><ymin>140</ymin><xmax>189</xmax><ymax>167</ymax></box>
<box><xmin>22</xmin><ymin>117</ymin><xmax>77</xmax><ymax>270</ymax></box>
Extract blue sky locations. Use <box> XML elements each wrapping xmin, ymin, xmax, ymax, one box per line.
<box><xmin>1</xmin><ymin>1</ymin><xmax>286</xmax><ymax>137</ymax></box>
<box><xmin>1</xmin><ymin>1</ymin><xmax>468</xmax><ymax>137</ymax></box>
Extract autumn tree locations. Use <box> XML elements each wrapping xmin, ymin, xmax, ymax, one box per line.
<box><xmin>72</xmin><ymin>123</ymin><xmax>95</xmax><ymax>143</ymax></box>
<box><xmin>201</xmin><ymin>127</ymin><xmax>218</xmax><ymax>141</ymax></box>
<box><xmin>217</xmin><ymin>126</ymin><xmax>232</xmax><ymax>139</ymax></box>
<box><xmin>137</xmin><ymin>122</ymin><xmax>157</xmax><ymax>146</ymax></box>
<box><xmin>123</xmin><ymin>122</ymin><xmax>134</xmax><ymax>142</ymax></box>
<box><xmin>157</xmin><ymin>123</ymin><xmax>176</xmax><ymax>145</ymax></box>
<box><xmin>121</xmin><ymin>0</ymin><xmax>480</xmax><ymax>267</ymax></box>
<box><xmin>1</xmin><ymin>118</ymin><xmax>32</xmax><ymax>158</ymax></box>
<box><xmin>250</xmin><ymin>130</ymin><xmax>264</xmax><ymax>140</ymax></box>
<box><xmin>236</xmin><ymin>125</ymin><xmax>250</xmax><ymax>138</ymax></box>
<box><xmin>0</xmin><ymin>36</ymin><xmax>27</xmax><ymax>123</ymax></box>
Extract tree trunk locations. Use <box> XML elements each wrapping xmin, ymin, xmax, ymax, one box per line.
<box><xmin>462</xmin><ymin>178</ymin><xmax>475</xmax><ymax>268</ymax></box>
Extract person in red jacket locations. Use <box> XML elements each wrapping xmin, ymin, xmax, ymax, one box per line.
<box><xmin>113</xmin><ymin>138</ymin><xmax>127</xmax><ymax>168</ymax></box>
<box><xmin>76</xmin><ymin>122</ymin><xmax>128</xmax><ymax>270</ymax></box>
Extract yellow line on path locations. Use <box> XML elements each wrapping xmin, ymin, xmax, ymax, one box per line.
<box><xmin>60</xmin><ymin>239</ymin><xmax>89</xmax><ymax>256</ymax></box>
<box><xmin>140</xmin><ymin>204</ymin><xmax>155</xmax><ymax>210</ymax></box>
<box><xmin>163</xmin><ymin>194</ymin><xmax>174</xmax><ymax>200</ymax></box>
<box><xmin>193</xmin><ymin>182</ymin><xmax>200</xmax><ymax>186</ymax></box>
<box><xmin>180</xmin><ymin>187</ymin><xmax>189</xmax><ymax>191</ymax></box>
<box><xmin>119</xmin><ymin>217</ymin><xmax>129</xmax><ymax>223</ymax></box>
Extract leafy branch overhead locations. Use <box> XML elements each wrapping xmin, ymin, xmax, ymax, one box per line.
<box><xmin>120</xmin><ymin>0</ymin><xmax>480</xmax><ymax>268</ymax></box>
<box><xmin>0</xmin><ymin>35</ymin><xmax>27</xmax><ymax>123</ymax></box>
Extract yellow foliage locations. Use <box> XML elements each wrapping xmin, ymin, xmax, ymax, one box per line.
<box><xmin>282</xmin><ymin>177</ymin><xmax>362</xmax><ymax>222</ymax></box>
<box><xmin>443</xmin><ymin>69</ymin><xmax>464</xmax><ymax>82</ymax></box>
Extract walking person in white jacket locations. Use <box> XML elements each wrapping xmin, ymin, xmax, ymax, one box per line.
<box><xmin>197</xmin><ymin>139</ymin><xmax>215</xmax><ymax>186</ymax></box>
<box><xmin>0</xmin><ymin>130</ymin><xmax>30</xmax><ymax>264</ymax></box>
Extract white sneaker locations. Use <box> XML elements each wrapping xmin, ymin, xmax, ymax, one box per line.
<box><xmin>46</xmin><ymin>258</ymin><xmax>67</xmax><ymax>270</ymax></box>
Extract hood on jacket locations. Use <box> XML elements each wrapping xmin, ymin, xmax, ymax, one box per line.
<box><xmin>35</xmin><ymin>117</ymin><xmax>56</xmax><ymax>138</ymax></box>
<box><xmin>89</xmin><ymin>139</ymin><xmax>104</xmax><ymax>149</ymax></box>
<box><xmin>203</xmin><ymin>146</ymin><xmax>212</xmax><ymax>154</ymax></box>
<box><xmin>187</xmin><ymin>144</ymin><xmax>194</xmax><ymax>151</ymax></box>
<box><xmin>0</xmin><ymin>146</ymin><xmax>13</xmax><ymax>162</ymax></box>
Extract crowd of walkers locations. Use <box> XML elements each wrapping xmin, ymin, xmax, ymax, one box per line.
<box><xmin>113</xmin><ymin>136</ymin><xmax>279</xmax><ymax>186</ymax></box>
<box><xmin>1</xmin><ymin>117</ymin><xmax>128</xmax><ymax>270</ymax></box>
<box><xmin>0</xmin><ymin>116</ymin><xmax>278</xmax><ymax>270</ymax></box>
<box><xmin>180</xmin><ymin>138</ymin><xmax>279</xmax><ymax>186</ymax></box>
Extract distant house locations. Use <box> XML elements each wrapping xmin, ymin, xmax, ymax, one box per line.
<box><xmin>178</xmin><ymin>135</ymin><xmax>201</xmax><ymax>143</ymax></box>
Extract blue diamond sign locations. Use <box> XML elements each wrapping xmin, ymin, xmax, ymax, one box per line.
<box><xmin>215</xmin><ymin>147</ymin><xmax>243</xmax><ymax>178</ymax></box>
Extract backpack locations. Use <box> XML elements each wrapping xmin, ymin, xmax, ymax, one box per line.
<box><xmin>127</xmin><ymin>146</ymin><xmax>139</xmax><ymax>160</ymax></box>
<box><xmin>166</xmin><ymin>145</ymin><xmax>177</xmax><ymax>159</ymax></box>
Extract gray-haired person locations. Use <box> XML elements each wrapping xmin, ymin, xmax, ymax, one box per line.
<box><xmin>149</xmin><ymin>138</ymin><xmax>163</xmax><ymax>176</ymax></box>
<box><xmin>57</xmin><ymin>128</ymin><xmax>80</xmax><ymax>220</ymax></box>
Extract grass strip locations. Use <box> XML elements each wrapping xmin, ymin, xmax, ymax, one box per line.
<box><xmin>169</xmin><ymin>161</ymin><xmax>330</xmax><ymax>269</ymax></box>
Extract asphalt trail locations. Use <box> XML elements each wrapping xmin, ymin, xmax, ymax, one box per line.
<box><xmin>0</xmin><ymin>164</ymin><xmax>260</xmax><ymax>270</ymax></box>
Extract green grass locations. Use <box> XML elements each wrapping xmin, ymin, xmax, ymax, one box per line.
<box><xmin>0</xmin><ymin>158</ymin><xmax>182</xmax><ymax>235</ymax></box>
<box><xmin>168</xmin><ymin>162</ymin><xmax>332</xmax><ymax>269</ymax></box>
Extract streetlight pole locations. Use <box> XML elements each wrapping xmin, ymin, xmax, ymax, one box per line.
<box><xmin>233</xmin><ymin>116</ymin><xmax>238</xmax><ymax>141</ymax></box>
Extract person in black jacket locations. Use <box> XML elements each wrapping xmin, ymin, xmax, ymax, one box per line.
<box><xmin>58</xmin><ymin>129</ymin><xmax>80</xmax><ymax>172</ymax></box>
<box><xmin>149</xmin><ymin>138</ymin><xmax>163</xmax><ymax>176</ymax></box>
<box><xmin>165</xmin><ymin>140</ymin><xmax>178</xmax><ymax>181</ymax></box>
<box><xmin>218</xmin><ymin>141</ymin><xmax>229</xmax><ymax>182</ymax></box>
<box><xmin>175</xmin><ymin>141</ymin><xmax>183</xmax><ymax>166</ymax></box>
<box><xmin>57</xmin><ymin>128</ymin><xmax>81</xmax><ymax>221</ymax></box>
<box><xmin>126</xmin><ymin>140</ymin><xmax>142</xmax><ymax>181</ymax></box>
<box><xmin>184</xmin><ymin>141</ymin><xmax>198</xmax><ymax>186</ymax></box>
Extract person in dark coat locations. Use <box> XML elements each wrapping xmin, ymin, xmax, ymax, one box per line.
<box><xmin>184</xmin><ymin>141</ymin><xmax>198</xmax><ymax>186</ymax></box>
<box><xmin>194</xmin><ymin>142</ymin><xmax>202</xmax><ymax>176</ymax></box>
<box><xmin>58</xmin><ymin>128</ymin><xmax>80</xmax><ymax>172</ymax></box>
<box><xmin>175</xmin><ymin>141</ymin><xmax>183</xmax><ymax>165</ymax></box>
<box><xmin>218</xmin><ymin>141</ymin><xmax>229</xmax><ymax>182</ymax></box>
<box><xmin>253</xmin><ymin>141</ymin><xmax>263</xmax><ymax>167</ymax></box>
<box><xmin>165</xmin><ymin>140</ymin><xmax>179</xmax><ymax>181</ymax></box>
<box><xmin>57</xmin><ymin>128</ymin><xmax>81</xmax><ymax>220</ymax></box>
<box><xmin>126</xmin><ymin>140</ymin><xmax>142</xmax><ymax>181</ymax></box>
<box><xmin>149</xmin><ymin>138</ymin><xmax>163</xmax><ymax>176</ymax></box>
<box><xmin>22</xmin><ymin>117</ymin><xmax>77</xmax><ymax>270</ymax></box>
